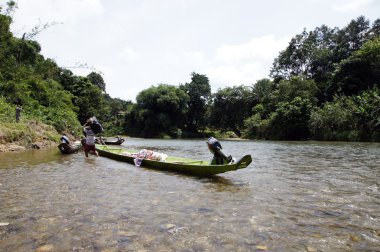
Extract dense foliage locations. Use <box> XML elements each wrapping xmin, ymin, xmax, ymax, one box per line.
<box><xmin>126</xmin><ymin>16</ymin><xmax>380</xmax><ymax>141</ymax></box>
<box><xmin>1</xmin><ymin>2</ymin><xmax>379</xmax><ymax>142</ymax></box>
<box><xmin>125</xmin><ymin>84</ymin><xmax>189</xmax><ymax>138</ymax></box>
<box><xmin>246</xmin><ymin>16</ymin><xmax>380</xmax><ymax>141</ymax></box>
<box><xmin>209</xmin><ymin>85</ymin><xmax>255</xmax><ymax>137</ymax></box>
<box><xmin>0</xmin><ymin>3</ymin><xmax>130</xmax><ymax>137</ymax></box>
<box><xmin>180</xmin><ymin>72</ymin><xmax>211</xmax><ymax>135</ymax></box>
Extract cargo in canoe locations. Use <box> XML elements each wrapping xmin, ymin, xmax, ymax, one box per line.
<box><xmin>95</xmin><ymin>145</ymin><xmax>252</xmax><ymax>176</ymax></box>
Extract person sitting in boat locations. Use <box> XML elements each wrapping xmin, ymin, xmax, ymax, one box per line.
<box><xmin>60</xmin><ymin>134</ymin><xmax>70</xmax><ymax>145</ymax></box>
<box><xmin>207</xmin><ymin>137</ymin><xmax>234</xmax><ymax>165</ymax></box>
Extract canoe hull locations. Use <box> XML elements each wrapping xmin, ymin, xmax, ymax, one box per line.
<box><xmin>96</xmin><ymin>145</ymin><xmax>252</xmax><ymax>176</ymax></box>
<box><xmin>102</xmin><ymin>139</ymin><xmax>124</xmax><ymax>145</ymax></box>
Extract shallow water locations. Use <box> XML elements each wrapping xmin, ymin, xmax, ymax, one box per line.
<box><xmin>0</xmin><ymin>139</ymin><xmax>379</xmax><ymax>251</ymax></box>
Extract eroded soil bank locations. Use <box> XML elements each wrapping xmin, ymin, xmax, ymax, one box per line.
<box><xmin>0</xmin><ymin>120</ymin><xmax>66</xmax><ymax>153</ymax></box>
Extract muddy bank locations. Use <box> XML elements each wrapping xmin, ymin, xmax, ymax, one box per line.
<box><xmin>0</xmin><ymin>120</ymin><xmax>63</xmax><ymax>153</ymax></box>
<box><xmin>0</xmin><ymin>140</ymin><xmax>56</xmax><ymax>152</ymax></box>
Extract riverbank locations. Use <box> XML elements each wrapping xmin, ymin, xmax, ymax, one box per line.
<box><xmin>0</xmin><ymin>120</ymin><xmax>60</xmax><ymax>152</ymax></box>
<box><xmin>0</xmin><ymin>122</ymin><xmax>245</xmax><ymax>153</ymax></box>
<box><xmin>0</xmin><ymin>139</ymin><xmax>56</xmax><ymax>152</ymax></box>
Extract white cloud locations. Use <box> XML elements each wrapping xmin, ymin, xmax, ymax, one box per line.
<box><xmin>216</xmin><ymin>35</ymin><xmax>289</xmax><ymax>62</ymax></box>
<box><xmin>13</xmin><ymin>0</ymin><xmax>104</xmax><ymax>30</ymax></box>
<box><xmin>205</xmin><ymin>66</ymin><xmax>249</xmax><ymax>89</ymax></box>
<box><xmin>120</xmin><ymin>47</ymin><xmax>140</xmax><ymax>62</ymax></box>
<box><xmin>204</xmin><ymin>35</ymin><xmax>290</xmax><ymax>88</ymax></box>
<box><xmin>205</xmin><ymin>62</ymin><xmax>266</xmax><ymax>89</ymax></box>
<box><xmin>161</xmin><ymin>52</ymin><xmax>180</xmax><ymax>65</ymax></box>
<box><xmin>181</xmin><ymin>51</ymin><xmax>207</xmax><ymax>66</ymax></box>
<box><xmin>95</xmin><ymin>64</ymin><xmax>140</xmax><ymax>101</ymax></box>
<box><xmin>160</xmin><ymin>51</ymin><xmax>206</xmax><ymax>67</ymax></box>
<box><xmin>332</xmin><ymin>0</ymin><xmax>374</xmax><ymax>12</ymax></box>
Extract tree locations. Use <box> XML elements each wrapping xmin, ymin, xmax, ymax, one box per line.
<box><xmin>70</xmin><ymin>77</ymin><xmax>106</xmax><ymax>124</ymax></box>
<box><xmin>368</xmin><ymin>18</ymin><xmax>380</xmax><ymax>40</ymax></box>
<box><xmin>11</xmin><ymin>39</ymin><xmax>41</xmax><ymax>65</ymax></box>
<box><xmin>265</xmin><ymin>77</ymin><xmax>318</xmax><ymax>112</ymax></box>
<box><xmin>270</xmin><ymin>30</ymin><xmax>311</xmax><ymax>82</ymax></box>
<box><xmin>35</xmin><ymin>58</ymin><xmax>60</xmax><ymax>81</ymax></box>
<box><xmin>252</xmin><ymin>78</ymin><xmax>276</xmax><ymax>103</ymax></box>
<box><xmin>101</xmin><ymin>95</ymin><xmax>132</xmax><ymax>134</ymax></box>
<box><xmin>209</xmin><ymin>85</ymin><xmax>255</xmax><ymax>136</ymax></box>
<box><xmin>87</xmin><ymin>72</ymin><xmax>106</xmax><ymax>91</ymax></box>
<box><xmin>2</xmin><ymin>1</ymin><xmax>17</xmax><ymax>17</ymax></box>
<box><xmin>180</xmin><ymin>72</ymin><xmax>211</xmax><ymax>133</ymax></box>
<box><xmin>269</xmin><ymin>26</ymin><xmax>339</xmax><ymax>102</ymax></box>
<box><xmin>125</xmin><ymin>84</ymin><xmax>189</xmax><ymax>138</ymax></box>
<box><xmin>58</xmin><ymin>69</ymin><xmax>75</xmax><ymax>90</ymax></box>
<box><xmin>277</xmin><ymin>77</ymin><xmax>318</xmax><ymax>103</ymax></box>
<box><xmin>270</xmin><ymin>17</ymin><xmax>378</xmax><ymax>102</ymax></box>
<box><xmin>268</xmin><ymin>97</ymin><xmax>314</xmax><ymax>140</ymax></box>
<box><xmin>0</xmin><ymin>8</ymin><xmax>130</xmax><ymax>137</ymax></box>
<box><xmin>0</xmin><ymin>13</ymin><xmax>14</xmax><ymax>80</ymax></box>
<box><xmin>270</xmin><ymin>26</ymin><xmax>337</xmax><ymax>81</ymax></box>
<box><xmin>353</xmin><ymin>88</ymin><xmax>380</xmax><ymax>140</ymax></box>
<box><xmin>242</xmin><ymin>77</ymin><xmax>318</xmax><ymax>140</ymax></box>
<box><xmin>333</xmin><ymin>16</ymin><xmax>371</xmax><ymax>60</ymax></box>
<box><xmin>309</xmin><ymin>96</ymin><xmax>356</xmax><ymax>141</ymax></box>
<box><xmin>332</xmin><ymin>37</ymin><xmax>380</xmax><ymax>96</ymax></box>
<box><xmin>243</xmin><ymin>113</ymin><xmax>270</xmax><ymax>139</ymax></box>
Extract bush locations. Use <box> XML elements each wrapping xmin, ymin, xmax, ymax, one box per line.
<box><xmin>309</xmin><ymin>96</ymin><xmax>356</xmax><ymax>141</ymax></box>
<box><xmin>267</xmin><ymin>97</ymin><xmax>314</xmax><ymax>140</ymax></box>
<box><xmin>309</xmin><ymin>88</ymin><xmax>380</xmax><ymax>141</ymax></box>
<box><xmin>24</xmin><ymin>105</ymin><xmax>82</xmax><ymax>136</ymax></box>
<box><xmin>0</xmin><ymin>96</ymin><xmax>15</xmax><ymax>122</ymax></box>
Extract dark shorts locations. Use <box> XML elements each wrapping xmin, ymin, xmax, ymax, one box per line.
<box><xmin>85</xmin><ymin>144</ymin><xmax>96</xmax><ymax>152</ymax></box>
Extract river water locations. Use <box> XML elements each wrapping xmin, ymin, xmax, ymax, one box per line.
<box><xmin>0</xmin><ymin>139</ymin><xmax>379</xmax><ymax>251</ymax></box>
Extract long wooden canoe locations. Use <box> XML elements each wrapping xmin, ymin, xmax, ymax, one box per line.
<box><xmin>81</xmin><ymin>137</ymin><xmax>125</xmax><ymax>146</ymax></box>
<box><xmin>96</xmin><ymin>137</ymin><xmax>125</xmax><ymax>145</ymax></box>
<box><xmin>95</xmin><ymin>145</ymin><xmax>252</xmax><ymax>176</ymax></box>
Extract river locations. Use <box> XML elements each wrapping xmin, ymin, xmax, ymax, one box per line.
<box><xmin>0</xmin><ymin>138</ymin><xmax>379</xmax><ymax>251</ymax></box>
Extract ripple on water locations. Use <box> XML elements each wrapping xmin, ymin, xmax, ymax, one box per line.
<box><xmin>0</xmin><ymin>141</ymin><xmax>379</xmax><ymax>251</ymax></box>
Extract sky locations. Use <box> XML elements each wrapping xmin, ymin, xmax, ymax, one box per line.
<box><xmin>4</xmin><ymin>0</ymin><xmax>380</xmax><ymax>101</ymax></box>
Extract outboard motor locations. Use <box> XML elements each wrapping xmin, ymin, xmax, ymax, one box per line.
<box><xmin>60</xmin><ymin>135</ymin><xmax>70</xmax><ymax>145</ymax></box>
<box><xmin>207</xmin><ymin>137</ymin><xmax>233</xmax><ymax>165</ymax></box>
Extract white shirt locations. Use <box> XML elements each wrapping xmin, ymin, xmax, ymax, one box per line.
<box><xmin>85</xmin><ymin>128</ymin><xmax>96</xmax><ymax>145</ymax></box>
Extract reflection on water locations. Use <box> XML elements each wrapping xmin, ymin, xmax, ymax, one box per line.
<box><xmin>0</xmin><ymin>139</ymin><xmax>379</xmax><ymax>251</ymax></box>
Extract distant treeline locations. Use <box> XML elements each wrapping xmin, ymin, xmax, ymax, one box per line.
<box><xmin>124</xmin><ymin>16</ymin><xmax>380</xmax><ymax>141</ymax></box>
<box><xmin>0</xmin><ymin>2</ymin><xmax>379</xmax><ymax>141</ymax></box>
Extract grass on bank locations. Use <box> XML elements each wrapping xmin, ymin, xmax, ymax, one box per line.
<box><xmin>0</xmin><ymin>97</ymin><xmax>61</xmax><ymax>148</ymax></box>
<box><xmin>0</xmin><ymin>121</ymin><xmax>60</xmax><ymax>147</ymax></box>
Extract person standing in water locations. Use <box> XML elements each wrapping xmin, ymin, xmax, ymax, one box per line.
<box><xmin>83</xmin><ymin>119</ymin><xmax>99</xmax><ymax>157</ymax></box>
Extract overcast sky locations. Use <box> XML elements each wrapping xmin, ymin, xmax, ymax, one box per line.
<box><xmin>5</xmin><ymin>0</ymin><xmax>380</xmax><ymax>101</ymax></box>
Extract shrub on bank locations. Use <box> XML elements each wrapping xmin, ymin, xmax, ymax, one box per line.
<box><xmin>0</xmin><ymin>97</ymin><xmax>63</xmax><ymax>147</ymax></box>
<box><xmin>0</xmin><ymin>97</ymin><xmax>15</xmax><ymax>123</ymax></box>
<box><xmin>0</xmin><ymin>121</ymin><xmax>59</xmax><ymax>147</ymax></box>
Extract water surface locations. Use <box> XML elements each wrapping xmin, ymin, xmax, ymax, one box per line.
<box><xmin>0</xmin><ymin>139</ymin><xmax>379</xmax><ymax>251</ymax></box>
